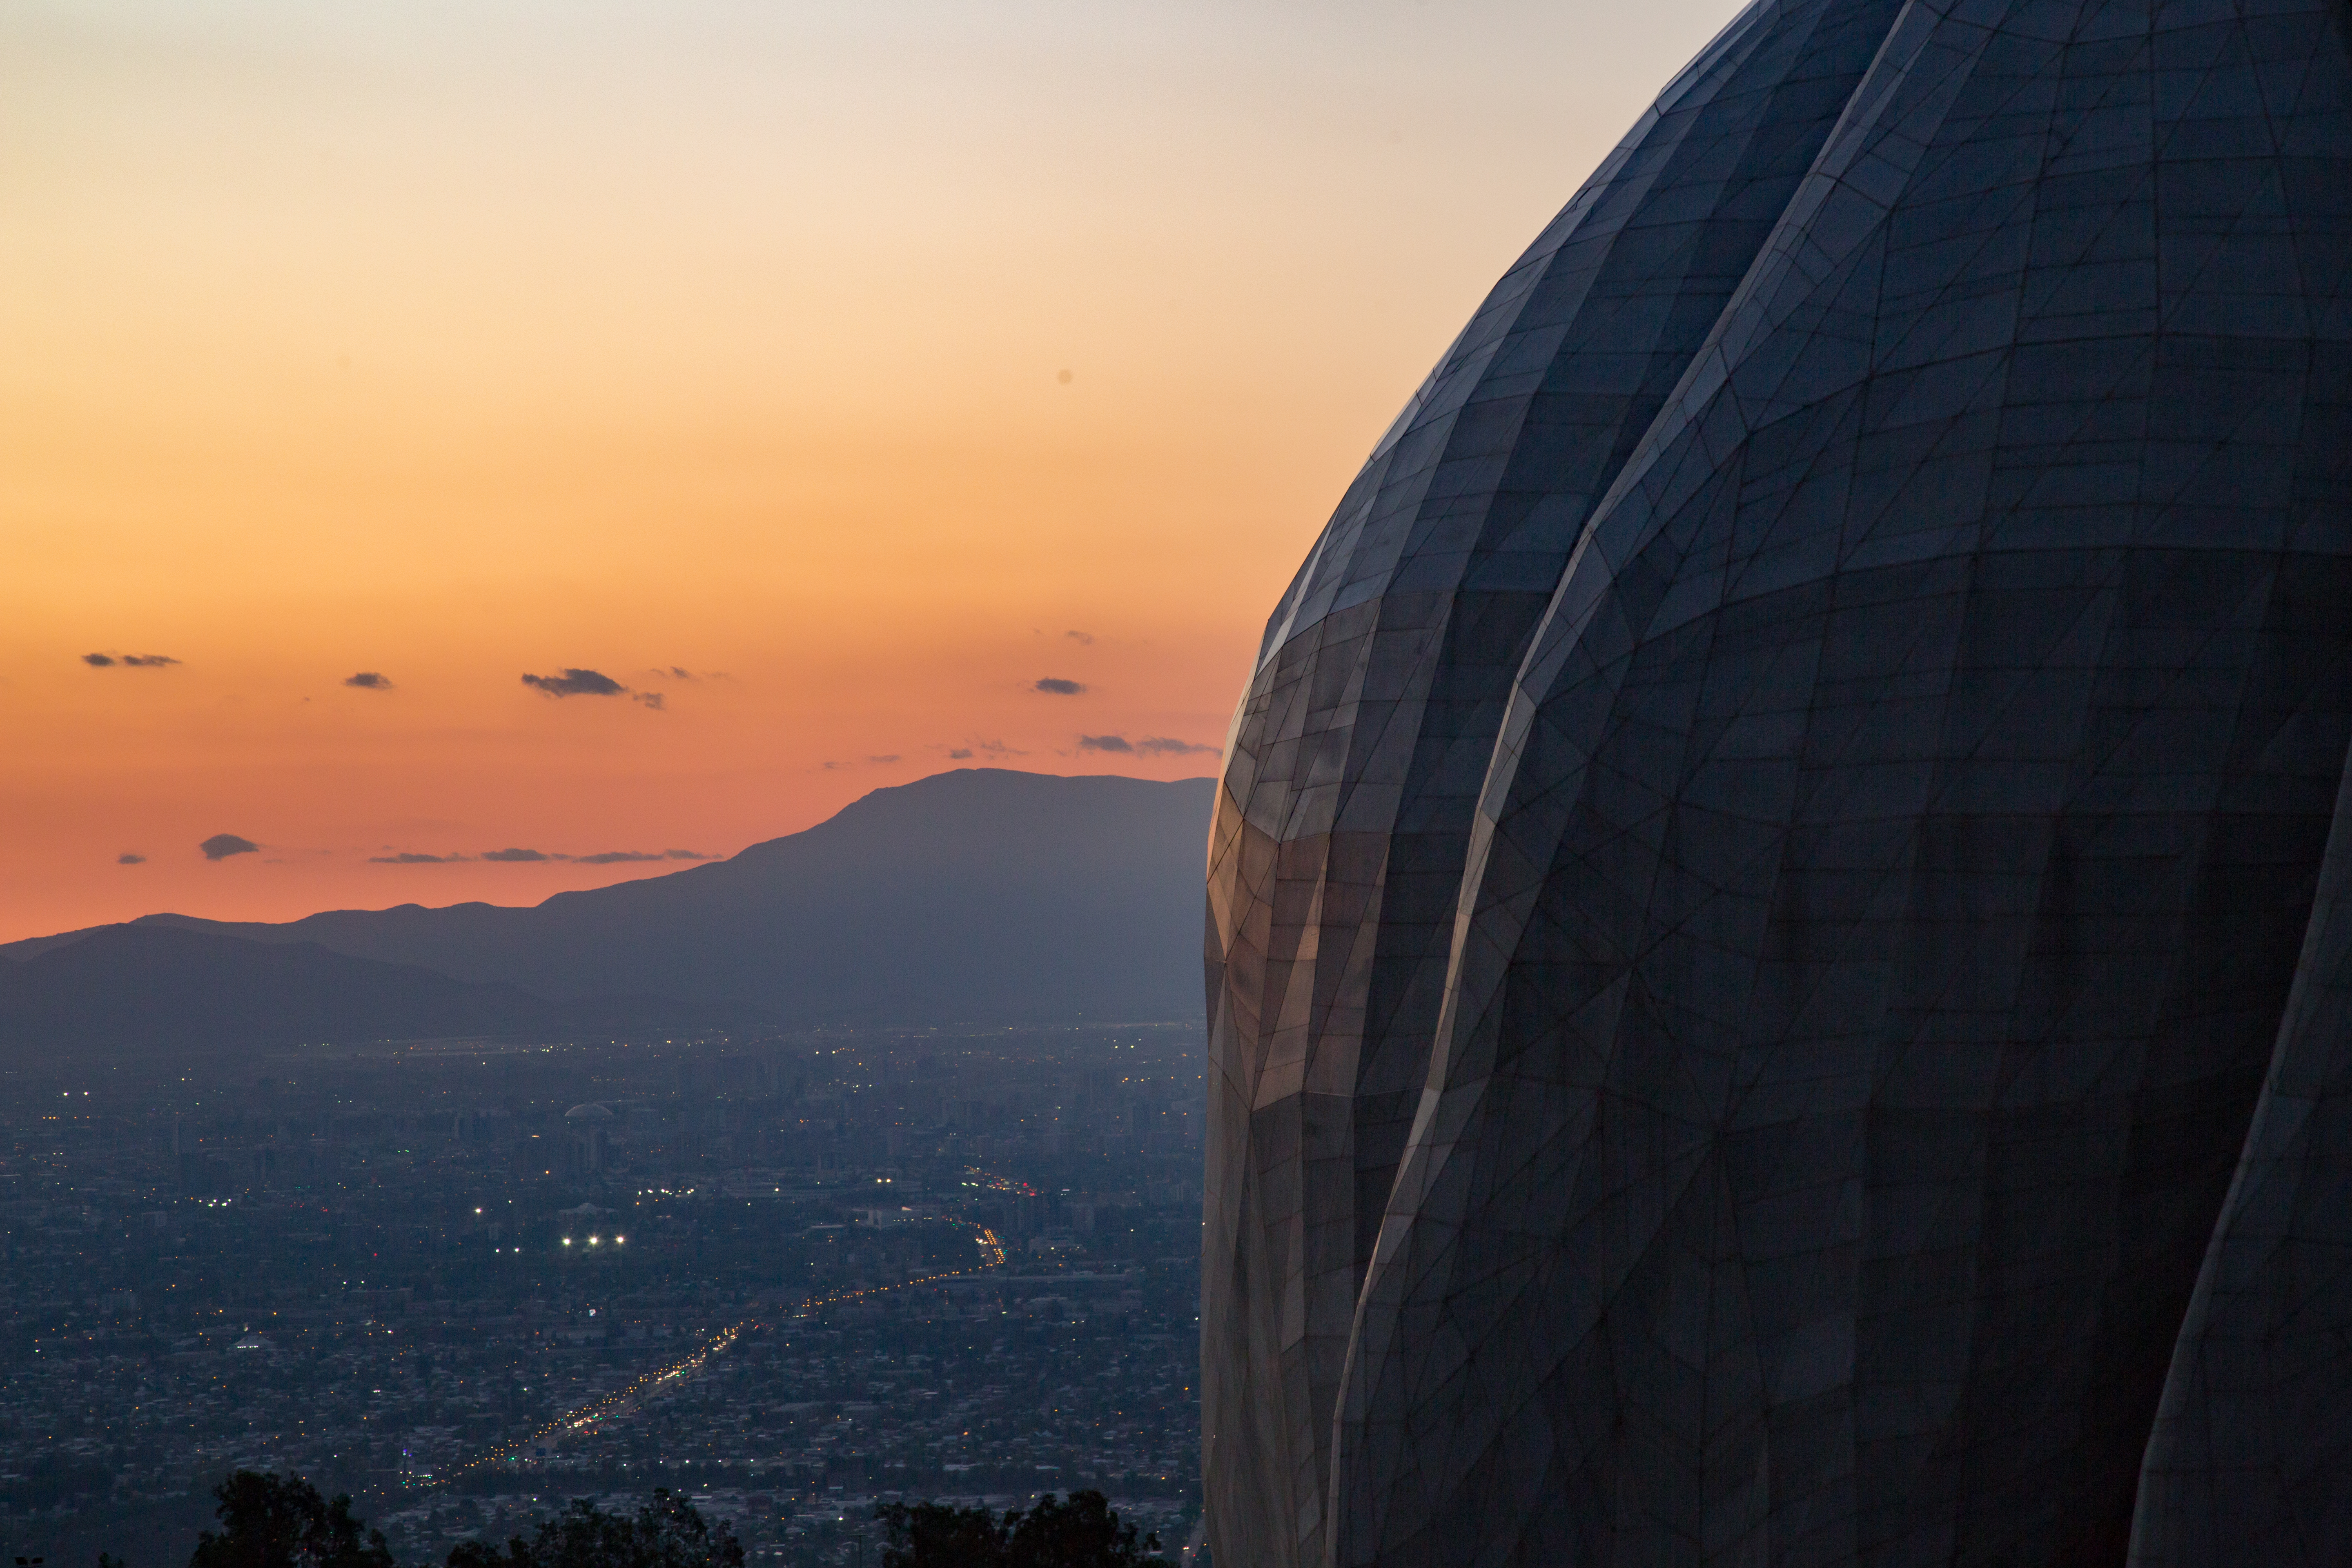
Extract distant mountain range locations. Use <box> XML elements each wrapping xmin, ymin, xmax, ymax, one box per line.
<box><xmin>3</xmin><ymin>769</ymin><xmax>1216</xmax><ymax>1051</ymax></box>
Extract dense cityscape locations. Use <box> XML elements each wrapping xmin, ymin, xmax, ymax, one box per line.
<box><xmin>0</xmin><ymin>1025</ymin><xmax>1206</xmax><ymax>1568</ymax></box>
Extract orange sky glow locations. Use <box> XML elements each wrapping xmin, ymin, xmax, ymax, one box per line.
<box><xmin>3</xmin><ymin>0</ymin><xmax>1747</xmax><ymax>940</ymax></box>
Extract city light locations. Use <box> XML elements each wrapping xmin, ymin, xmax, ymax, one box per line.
<box><xmin>421</xmin><ymin>1212</ymin><xmax>1010</xmax><ymax>1491</ymax></box>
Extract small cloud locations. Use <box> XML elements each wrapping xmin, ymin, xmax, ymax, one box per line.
<box><xmin>1078</xmin><ymin>734</ymin><xmax>1135</xmax><ymax>753</ymax></box>
<box><xmin>868</xmin><ymin>754</ymin><xmax>900</xmax><ymax>764</ymax></box>
<box><xmin>948</xmin><ymin>748</ymin><xmax>973</xmax><ymax>759</ymax></box>
<box><xmin>200</xmin><ymin>833</ymin><xmax>260</xmax><ymax>861</ymax></box>
<box><xmin>482</xmin><ymin>847</ymin><xmax>551</xmax><ymax>862</ymax></box>
<box><xmin>1034</xmin><ymin>677</ymin><xmax>1085</xmax><ymax>695</ymax></box>
<box><xmin>367</xmin><ymin>851</ymin><xmax>470</xmax><ymax>864</ymax></box>
<box><xmin>1064</xmin><ymin>630</ymin><xmax>1095</xmax><ymax>646</ymax></box>
<box><xmin>574</xmin><ymin>850</ymin><xmax>664</xmax><ymax>864</ymax></box>
<box><xmin>665</xmin><ymin>849</ymin><xmax>715</xmax><ymax>860</ymax></box>
<box><xmin>343</xmin><ymin>671</ymin><xmax>394</xmax><ymax>690</ymax></box>
<box><xmin>650</xmin><ymin>666</ymin><xmax>696</xmax><ymax>680</ymax></box>
<box><xmin>633</xmin><ymin>691</ymin><xmax>666</xmax><ymax>711</ymax></box>
<box><xmin>84</xmin><ymin>652</ymin><xmax>181</xmax><ymax>668</ymax></box>
<box><xmin>521</xmin><ymin>668</ymin><xmax>625</xmax><ymax>698</ymax></box>
<box><xmin>118</xmin><ymin>853</ymin><xmax>146</xmax><ymax>865</ymax></box>
<box><xmin>1137</xmin><ymin>736</ymin><xmax>1218</xmax><ymax>757</ymax></box>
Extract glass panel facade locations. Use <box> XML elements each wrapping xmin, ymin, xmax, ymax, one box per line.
<box><xmin>1204</xmin><ymin>0</ymin><xmax>2352</xmax><ymax>1561</ymax></box>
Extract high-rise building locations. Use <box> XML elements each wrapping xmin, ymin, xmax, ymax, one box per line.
<box><xmin>1202</xmin><ymin>0</ymin><xmax>2352</xmax><ymax>1560</ymax></box>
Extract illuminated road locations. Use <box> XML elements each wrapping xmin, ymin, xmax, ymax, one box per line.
<box><xmin>419</xmin><ymin>1216</ymin><xmax>1009</xmax><ymax>1491</ymax></box>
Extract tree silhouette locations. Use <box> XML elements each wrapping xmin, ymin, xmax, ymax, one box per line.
<box><xmin>187</xmin><ymin>1472</ymin><xmax>394</xmax><ymax>1568</ymax></box>
<box><xmin>875</xmin><ymin>1490</ymin><xmax>1167</xmax><ymax>1568</ymax></box>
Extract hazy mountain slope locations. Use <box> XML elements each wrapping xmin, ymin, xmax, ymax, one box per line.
<box><xmin>9</xmin><ymin>770</ymin><xmax>1215</xmax><ymax>1024</ymax></box>
<box><xmin>0</xmin><ymin>925</ymin><xmax>726</xmax><ymax>1057</ymax></box>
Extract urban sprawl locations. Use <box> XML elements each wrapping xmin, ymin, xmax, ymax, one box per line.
<box><xmin>0</xmin><ymin>1026</ymin><xmax>1206</xmax><ymax>1567</ymax></box>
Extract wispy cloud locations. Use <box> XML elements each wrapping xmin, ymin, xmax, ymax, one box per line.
<box><xmin>1064</xmin><ymin>630</ymin><xmax>1095</xmax><ymax>646</ymax></box>
<box><xmin>573</xmin><ymin>849</ymin><xmax>718</xmax><ymax>864</ymax></box>
<box><xmin>343</xmin><ymin>671</ymin><xmax>394</xmax><ymax>690</ymax></box>
<box><xmin>1034</xmin><ymin>677</ymin><xmax>1085</xmax><ymax>695</ymax></box>
<box><xmin>85</xmin><ymin>652</ymin><xmax>180</xmax><ymax>669</ymax></box>
<box><xmin>1069</xmin><ymin>732</ymin><xmax>1214</xmax><ymax>758</ymax></box>
<box><xmin>200</xmin><ymin>833</ymin><xmax>260</xmax><ymax>861</ymax></box>
<box><xmin>521</xmin><ymin>667</ymin><xmax>625</xmax><ymax>698</ymax></box>
<box><xmin>633</xmin><ymin>690</ymin><xmax>666</xmax><ymax>710</ymax></box>
<box><xmin>941</xmin><ymin>737</ymin><xmax>1027</xmax><ymax>762</ymax></box>
<box><xmin>118</xmin><ymin>853</ymin><xmax>146</xmax><ymax>865</ymax></box>
<box><xmin>369</xmin><ymin>843</ymin><xmax>711</xmax><ymax>865</ymax></box>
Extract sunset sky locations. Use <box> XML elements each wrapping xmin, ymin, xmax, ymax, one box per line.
<box><xmin>3</xmin><ymin>0</ymin><xmax>1747</xmax><ymax>941</ymax></box>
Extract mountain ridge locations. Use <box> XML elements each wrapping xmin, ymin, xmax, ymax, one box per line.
<box><xmin>9</xmin><ymin>768</ymin><xmax>1216</xmax><ymax>1026</ymax></box>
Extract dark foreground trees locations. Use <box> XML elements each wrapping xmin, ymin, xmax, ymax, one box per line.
<box><xmin>180</xmin><ymin>1471</ymin><xmax>1154</xmax><ymax>1568</ymax></box>
<box><xmin>875</xmin><ymin>1490</ymin><xmax>1167</xmax><ymax>1568</ymax></box>
<box><xmin>447</xmin><ymin>1490</ymin><xmax>742</xmax><ymax>1568</ymax></box>
<box><xmin>187</xmin><ymin>1472</ymin><xmax>395</xmax><ymax>1568</ymax></box>
<box><xmin>181</xmin><ymin>1474</ymin><xmax>740</xmax><ymax>1568</ymax></box>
